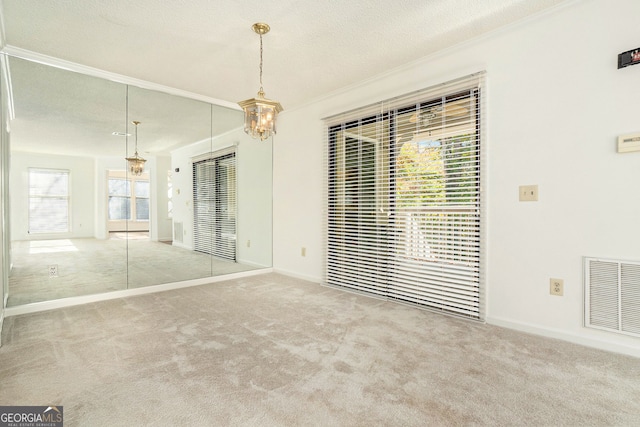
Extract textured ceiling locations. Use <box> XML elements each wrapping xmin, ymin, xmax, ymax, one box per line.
<box><xmin>8</xmin><ymin>56</ymin><xmax>242</xmax><ymax>157</ymax></box>
<box><xmin>3</xmin><ymin>0</ymin><xmax>570</xmax><ymax>110</ymax></box>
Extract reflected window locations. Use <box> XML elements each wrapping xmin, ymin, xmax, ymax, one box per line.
<box><xmin>107</xmin><ymin>170</ymin><xmax>149</xmax><ymax>223</ymax></box>
<box><xmin>28</xmin><ymin>168</ymin><xmax>70</xmax><ymax>234</ymax></box>
<box><xmin>108</xmin><ymin>178</ymin><xmax>131</xmax><ymax>220</ymax></box>
<box><xmin>135</xmin><ymin>181</ymin><xmax>150</xmax><ymax>220</ymax></box>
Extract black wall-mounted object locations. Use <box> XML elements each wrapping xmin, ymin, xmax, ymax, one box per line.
<box><xmin>618</xmin><ymin>47</ymin><xmax>640</xmax><ymax>69</ymax></box>
<box><xmin>174</xmin><ymin>167</ymin><xmax>180</xmax><ymax>173</ymax></box>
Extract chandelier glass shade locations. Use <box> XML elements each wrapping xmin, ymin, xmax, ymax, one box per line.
<box><xmin>126</xmin><ymin>120</ymin><xmax>146</xmax><ymax>176</ymax></box>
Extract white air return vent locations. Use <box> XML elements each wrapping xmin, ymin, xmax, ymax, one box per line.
<box><xmin>584</xmin><ymin>257</ymin><xmax>640</xmax><ymax>337</ymax></box>
<box><xmin>174</xmin><ymin>222</ymin><xmax>183</xmax><ymax>244</ymax></box>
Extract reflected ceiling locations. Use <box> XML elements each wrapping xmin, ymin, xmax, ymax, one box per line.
<box><xmin>9</xmin><ymin>57</ymin><xmax>242</xmax><ymax>157</ymax></box>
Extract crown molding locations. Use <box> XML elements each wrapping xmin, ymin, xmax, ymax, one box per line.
<box><xmin>1</xmin><ymin>54</ymin><xmax>14</xmax><ymax>120</ymax></box>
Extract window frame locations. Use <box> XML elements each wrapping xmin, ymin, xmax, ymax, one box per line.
<box><xmin>106</xmin><ymin>170</ymin><xmax>150</xmax><ymax>232</ymax></box>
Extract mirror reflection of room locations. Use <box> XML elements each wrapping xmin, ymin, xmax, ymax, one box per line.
<box><xmin>6</xmin><ymin>56</ymin><xmax>273</xmax><ymax>307</ymax></box>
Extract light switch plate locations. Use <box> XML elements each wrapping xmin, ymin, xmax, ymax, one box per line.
<box><xmin>519</xmin><ymin>185</ymin><xmax>538</xmax><ymax>202</ymax></box>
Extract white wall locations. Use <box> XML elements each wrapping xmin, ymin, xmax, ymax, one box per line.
<box><xmin>236</xmin><ymin>132</ymin><xmax>273</xmax><ymax>268</ymax></box>
<box><xmin>11</xmin><ymin>151</ymin><xmax>96</xmax><ymax>240</ymax></box>
<box><xmin>171</xmin><ymin>128</ymin><xmax>272</xmax><ymax>267</ymax></box>
<box><xmin>150</xmin><ymin>155</ymin><xmax>172</xmax><ymax>242</ymax></box>
<box><xmin>273</xmin><ymin>0</ymin><xmax>640</xmax><ymax>356</ymax></box>
<box><xmin>170</xmin><ymin>142</ymin><xmax>199</xmax><ymax>249</ymax></box>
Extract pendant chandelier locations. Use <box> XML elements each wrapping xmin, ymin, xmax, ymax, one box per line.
<box><xmin>238</xmin><ymin>23</ymin><xmax>283</xmax><ymax>141</ymax></box>
<box><xmin>126</xmin><ymin>120</ymin><xmax>146</xmax><ymax>176</ymax></box>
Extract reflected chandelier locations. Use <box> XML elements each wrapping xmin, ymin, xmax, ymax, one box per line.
<box><xmin>126</xmin><ymin>120</ymin><xmax>146</xmax><ymax>176</ymax></box>
<box><xmin>238</xmin><ymin>23</ymin><xmax>283</xmax><ymax>141</ymax></box>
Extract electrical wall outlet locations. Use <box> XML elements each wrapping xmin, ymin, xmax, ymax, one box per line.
<box><xmin>247</xmin><ymin>240</ymin><xmax>251</xmax><ymax>248</ymax></box>
<box><xmin>49</xmin><ymin>264</ymin><xmax>58</xmax><ymax>278</ymax></box>
<box><xmin>550</xmin><ymin>278</ymin><xmax>563</xmax><ymax>296</ymax></box>
<box><xmin>301</xmin><ymin>247</ymin><xmax>306</xmax><ymax>257</ymax></box>
<box><xmin>519</xmin><ymin>185</ymin><xmax>539</xmax><ymax>201</ymax></box>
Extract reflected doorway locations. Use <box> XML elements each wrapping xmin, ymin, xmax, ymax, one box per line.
<box><xmin>107</xmin><ymin>170</ymin><xmax>150</xmax><ymax>233</ymax></box>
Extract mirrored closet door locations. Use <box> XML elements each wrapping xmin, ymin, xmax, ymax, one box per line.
<box><xmin>3</xmin><ymin>55</ymin><xmax>273</xmax><ymax>307</ymax></box>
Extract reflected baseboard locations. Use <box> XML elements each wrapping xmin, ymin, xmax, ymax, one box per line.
<box><xmin>4</xmin><ymin>268</ymin><xmax>274</xmax><ymax>318</ymax></box>
<box><xmin>172</xmin><ymin>241</ymin><xmax>192</xmax><ymax>250</ymax></box>
<box><xmin>236</xmin><ymin>259</ymin><xmax>271</xmax><ymax>269</ymax></box>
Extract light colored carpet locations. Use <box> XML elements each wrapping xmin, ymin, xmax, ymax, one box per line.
<box><xmin>1</xmin><ymin>273</ymin><xmax>639</xmax><ymax>426</ymax></box>
<box><xmin>8</xmin><ymin>235</ymin><xmax>260</xmax><ymax>306</ymax></box>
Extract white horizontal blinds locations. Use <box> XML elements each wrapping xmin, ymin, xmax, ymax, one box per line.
<box><xmin>193</xmin><ymin>151</ymin><xmax>237</xmax><ymax>261</ymax></box>
<box><xmin>28</xmin><ymin>168</ymin><xmax>70</xmax><ymax>233</ymax></box>
<box><xmin>213</xmin><ymin>153</ymin><xmax>237</xmax><ymax>261</ymax></box>
<box><xmin>193</xmin><ymin>160</ymin><xmax>214</xmax><ymax>254</ymax></box>
<box><xmin>389</xmin><ymin>87</ymin><xmax>481</xmax><ymax>318</ymax></box>
<box><xmin>325</xmin><ymin>72</ymin><xmax>484</xmax><ymax>320</ymax></box>
<box><xmin>327</xmin><ymin>115</ymin><xmax>391</xmax><ymax>296</ymax></box>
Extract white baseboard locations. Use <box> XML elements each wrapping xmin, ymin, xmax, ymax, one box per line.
<box><xmin>4</xmin><ymin>268</ymin><xmax>273</xmax><ymax>318</ymax></box>
<box><xmin>272</xmin><ymin>268</ymin><xmax>322</xmax><ymax>284</ymax></box>
<box><xmin>486</xmin><ymin>316</ymin><xmax>640</xmax><ymax>358</ymax></box>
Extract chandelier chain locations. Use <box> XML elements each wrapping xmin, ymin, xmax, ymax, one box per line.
<box><xmin>134</xmin><ymin>121</ymin><xmax>139</xmax><ymax>155</ymax></box>
<box><xmin>259</xmin><ymin>33</ymin><xmax>264</xmax><ymax>92</ymax></box>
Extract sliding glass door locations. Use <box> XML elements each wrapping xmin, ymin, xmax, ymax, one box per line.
<box><xmin>388</xmin><ymin>93</ymin><xmax>481</xmax><ymax>318</ymax></box>
<box><xmin>326</xmin><ymin>75</ymin><xmax>483</xmax><ymax>320</ymax></box>
<box><xmin>327</xmin><ymin>116</ymin><xmax>390</xmax><ymax>297</ymax></box>
<box><xmin>193</xmin><ymin>151</ymin><xmax>237</xmax><ymax>261</ymax></box>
